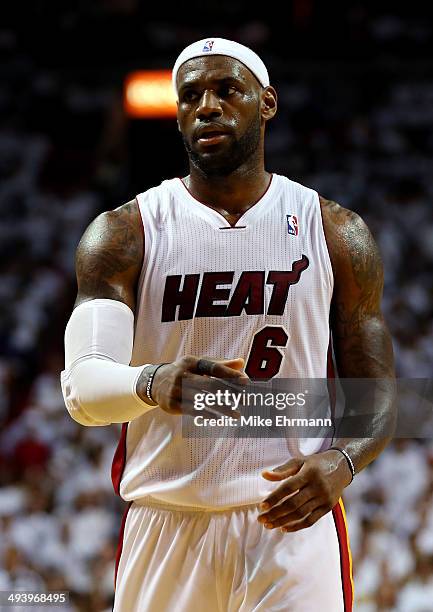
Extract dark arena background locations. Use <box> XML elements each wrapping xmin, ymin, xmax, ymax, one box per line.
<box><xmin>1</xmin><ymin>2</ymin><xmax>433</xmax><ymax>610</ymax></box>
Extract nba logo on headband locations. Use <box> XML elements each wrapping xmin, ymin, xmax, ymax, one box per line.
<box><xmin>172</xmin><ymin>37</ymin><xmax>270</xmax><ymax>94</ymax></box>
<box><xmin>202</xmin><ymin>40</ymin><xmax>214</xmax><ymax>52</ymax></box>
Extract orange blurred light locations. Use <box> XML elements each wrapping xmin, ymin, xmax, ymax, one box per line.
<box><xmin>124</xmin><ymin>70</ymin><xmax>177</xmax><ymax>118</ymax></box>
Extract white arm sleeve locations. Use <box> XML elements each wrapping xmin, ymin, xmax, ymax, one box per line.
<box><xmin>60</xmin><ymin>299</ymin><xmax>157</xmax><ymax>426</ymax></box>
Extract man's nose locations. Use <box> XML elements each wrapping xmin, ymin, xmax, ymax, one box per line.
<box><xmin>195</xmin><ymin>89</ymin><xmax>223</xmax><ymax>120</ymax></box>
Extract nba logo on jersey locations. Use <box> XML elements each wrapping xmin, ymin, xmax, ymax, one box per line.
<box><xmin>286</xmin><ymin>214</ymin><xmax>298</xmax><ymax>236</ymax></box>
<box><xmin>202</xmin><ymin>40</ymin><xmax>214</xmax><ymax>52</ymax></box>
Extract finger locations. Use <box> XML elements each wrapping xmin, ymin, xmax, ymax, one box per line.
<box><xmin>261</xmin><ymin>457</ymin><xmax>304</xmax><ymax>482</ymax></box>
<box><xmin>182</xmin><ymin>371</ymin><xmax>249</xmax><ymax>414</ymax></box>
<box><xmin>188</xmin><ymin>373</ymin><xmax>246</xmax><ymax>401</ymax></box>
<box><xmin>195</xmin><ymin>358</ymin><xmax>249</xmax><ymax>381</ymax></box>
<box><xmin>218</xmin><ymin>377</ymin><xmax>250</xmax><ymax>393</ymax></box>
<box><xmin>161</xmin><ymin>362</ymin><xmax>248</xmax><ymax>416</ymax></box>
<box><xmin>259</xmin><ymin>467</ymin><xmax>308</xmax><ymax>511</ymax></box>
<box><xmin>180</xmin><ymin>377</ymin><xmax>243</xmax><ymax>417</ymax></box>
<box><xmin>258</xmin><ymin>488</ymin><xmax>313</xmax><ymax>523</ymax></box>
<box><xmin>157</xmin><ymin>383</ymin><xmax>204</xmax><ymax>416</ymax></box>
<box><xmin>171</xmin><ymin>382</ymin><xmax>241</xmax><ymax>418</ymax></box>
<box><xmin>200</xmin><ymin>357</ymin><xmax>246</xmax><ymax>372</ymax></box>
<box><xmin>182</xmin><ymin>390</ymin><xmax>241</xmax><ymax>418</ymax></box>
<box><xmin>279</xmin><ymin>505</ymin><xmax>328</xmax><ymax>533</ymax></box>
<box><xmin>220</xmin><ymin>358</ymin><xmax>245</xmax><ymax>371</ymax></box>
<box><xmin>262</xmin><ymin>498</ymin><xmax>319</xmax><ymax>529</ymax></box>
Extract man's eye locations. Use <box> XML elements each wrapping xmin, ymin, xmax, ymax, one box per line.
<box><xmin>182</xmin><ymin>91</ymin><xmax>198</xmax><ymax>102</ymax></box>
<box><xmin>220</xmin><ymin>86</ymin><xmax>237</xmax><ymax>97</ymax></box>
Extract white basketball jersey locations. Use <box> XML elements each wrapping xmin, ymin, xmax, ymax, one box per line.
<box><xmin>113</xmin><ymin>173</ymin><xmax>334</xmax><ymax>508</ymax></box>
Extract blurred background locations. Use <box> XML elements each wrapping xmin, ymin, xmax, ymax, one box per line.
<box><xmin>1</xmin><ymin>2</ymin><xmax>433</xmax><ymax>611</ymax></box>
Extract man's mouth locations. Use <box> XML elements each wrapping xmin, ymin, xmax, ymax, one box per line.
<box><xmin>197</xmin><ymin>132</ymin><xmax>229</xmax><ymax>146</ymax></box>
<box><xmin>194</xmin><ymin>124</ymin><xmax>232</xmax><ymax>147</ymax></box>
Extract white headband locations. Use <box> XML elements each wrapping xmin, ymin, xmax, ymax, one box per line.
<box><xmin>172</xmin><ymin>37</ymin><xmax>270</xmax><ymax>95</ymax></box>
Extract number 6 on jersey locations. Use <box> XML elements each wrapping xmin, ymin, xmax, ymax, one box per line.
<box><xmin>245</xmin><ymin>325</ymin><xmax>289</xmax><ymax>380</ymax></box>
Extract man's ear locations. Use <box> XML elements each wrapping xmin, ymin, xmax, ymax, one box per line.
<box><xmin>176</xmin><ymin>100</ymin><xmax>182</xmax><ymax>131</ymax></box>
<box><xmin>261</xmin><ymin>86</ymin><xmax>277</xmax><ymax>121</ymax></box>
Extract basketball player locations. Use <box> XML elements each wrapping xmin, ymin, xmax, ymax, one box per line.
<box><xmin>61</xmin><ymin>38</ymin><xmax>396</xmax><ymax>611</ymax></box>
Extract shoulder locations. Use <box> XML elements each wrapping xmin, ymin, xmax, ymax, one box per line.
<box><xmin>319</xmin><ymin>195</ymin><xmax>366</xmax><ymax>236</ymax></box>
<box><xmin>78</xmin><ymin>198</ymin><xmax>142</xmax><ymax>253</ymax></box>
<box><xmin>74</xmin><ymin>198</ymin><xmax>144</xmax><ymax>307</ymax></box>
<box><xmin>319</xmin><ymin>195</ymin><xmax>383</xmax><ymax>279</ymax></box>
<box><xmin>91</xmin><ymin>198</ymin><xmax>141</xmax><ymax>232</ymax></box>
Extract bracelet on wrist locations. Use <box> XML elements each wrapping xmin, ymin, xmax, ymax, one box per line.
<box><xmin>142</xmin><ymin>363</ymin><xmax>168</xmax><ymax>404</ymax></box>
<box><xmin>329</xmin><ymin>446</ymin><xmax>355</xmax><ymax>483</ymax></box>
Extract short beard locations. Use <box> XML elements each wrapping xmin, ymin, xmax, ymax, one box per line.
<box><xmin>183</xmin><ymin>112</ymin><xmax>261</xmax><ymax>177</ymax></box>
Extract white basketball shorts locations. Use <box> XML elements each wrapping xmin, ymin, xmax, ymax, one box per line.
<box><xmin>113</xmin><ymin>498</ymin><xmax>353</xmax><ymax>612</ymax></box>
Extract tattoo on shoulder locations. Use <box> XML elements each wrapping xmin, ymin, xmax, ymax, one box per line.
<box><xmin>320</xmin><ymin>196</ymin><xmax>384</xmax><ymax>337</ymax></box>
<box><xmin>75</xmin><ymin>200</ymin><xmax>143</xmax><ymax>303</ymax></box>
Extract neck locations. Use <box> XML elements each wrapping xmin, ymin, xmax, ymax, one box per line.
<box><xmin>185</xmin><ymin>157</ymin><xmax>271</xmax><ymax>216</ymax></box>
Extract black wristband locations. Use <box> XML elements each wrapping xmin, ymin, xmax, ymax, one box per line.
<box><xmin>329</xmin><ymin>446</ymin><xmax>355</xmax><ymax>483</ymax></box>
<box><xmin>143</xmin><ymin>363</ymin><xmax>168</xmax><ymax>404</ymax></box>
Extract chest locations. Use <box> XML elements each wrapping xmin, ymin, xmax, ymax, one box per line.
<box><xmin>143</xmin><ymin>210</ymin><xmax>322</xmax><ymax>324</ymax></box>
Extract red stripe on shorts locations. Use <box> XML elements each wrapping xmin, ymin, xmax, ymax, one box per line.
<box><xmin>326</xmin><ymin>336</ymin><xmax>336</xmax><ymax>417</ymax></box>
<box><xmin>114</xmin><ymin>501</ymin><xmax>132</xmax><ymax>589</ymax></box>
<box><xmin>332</xmin><ymin>499</ymin><xmax>354</xmax><ymax>611</ymax></box>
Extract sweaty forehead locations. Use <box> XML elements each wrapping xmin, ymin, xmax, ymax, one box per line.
<box><xmin>176</xmin><ymin>55</ymin><xmax>258</xmax><ymax>90</ymax></box>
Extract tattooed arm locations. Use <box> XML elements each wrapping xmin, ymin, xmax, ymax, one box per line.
<box><xmin>75</xmin><ymin>199</ymin><xmax>143</xmax><ymax>310</ymax></box>
<box><xmin>258</xmin><ymin>198</ymin><xmax>396</xmax><ymax>533</ymax></box>
<box><xmin>321</xmin><ymin>196</ymin><xmax>396</xmax><ymax>476</ymax></box>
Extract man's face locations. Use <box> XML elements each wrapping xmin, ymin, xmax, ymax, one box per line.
<box><xmin>176</xmin><ymin>56</ymin><xmax>265</xmax><ymax>176</ymax></box>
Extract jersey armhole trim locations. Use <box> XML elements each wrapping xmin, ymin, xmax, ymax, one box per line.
<box><xmin>315</xmin><ymin>191</ymin><xmax>335</xmax><ymax>291</ymax></box>
<box><xmin>134</xmin><ymin>192</ymin><xmax>151</xmax><ymax>322</ymax></box>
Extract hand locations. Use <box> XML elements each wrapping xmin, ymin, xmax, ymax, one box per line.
<box><xmin>137</xmin><ymin>356</ymin><xmax>248</xmax><ymax>417</ymax></box>
<box><xmin>257</xmin><ymin>450</ymin><xmax>353</xmax><ymax>533</ymax></box>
